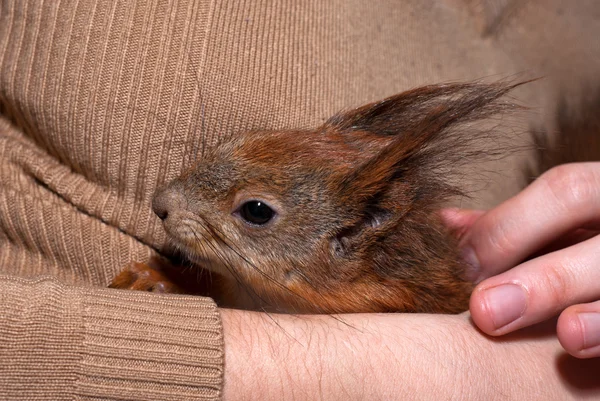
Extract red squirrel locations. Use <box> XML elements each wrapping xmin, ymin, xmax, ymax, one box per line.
<box><xmin>110</xmin><ymin>81</ymin><xmax>529</xmax><ymax>313</ymax></box>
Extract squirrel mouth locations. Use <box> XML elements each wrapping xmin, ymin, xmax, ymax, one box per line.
<box><xmin>162</xmin><ymin>217</ymin><xmax>236</xmax><ymax>277</ymax></box>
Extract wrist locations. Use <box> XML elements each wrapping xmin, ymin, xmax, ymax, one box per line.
<box><xmin>220</xmin><ymin>310</ymin><xmax>478</xmax><ymax>400</ymax></box>
<box><xmin>220</xmin><ymin>309</ymin><xmax>593</xmax><ymax>400</ymax></box>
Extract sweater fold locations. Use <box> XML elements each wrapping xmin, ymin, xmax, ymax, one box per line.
<box><xmin>0</xmin><ymin>276</ymin><xmax>224</xmax><ymax>401</ymax></box>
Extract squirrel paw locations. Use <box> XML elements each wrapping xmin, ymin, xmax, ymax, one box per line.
<box><xmin>109</xmin><ymin>261</ymin><xmax>183</xmax><ymax>293</ymax></box>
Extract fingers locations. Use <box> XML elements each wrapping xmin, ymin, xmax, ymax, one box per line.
<box><xmin>558</xmin><ymin>301</ymin><xmax>600</xmax><ymax>359</ymax></box>
<box><xmin>447</xmin><ymin>164</ymin><xmax>600</xmax><ymax>356</ymax></box>
<box><xmin>439</xmin><ymin>208</ymin><xmax>484</xmax><ymax>239</ymax></box>
<box><xmin>470</xmin><ymin>233</ymin><xmax>600</xmax><ymax>337</ymax></box>
<box><xmin>460</xmin><ymin>163</ymin><xmax>600</xmax><ymax>281</ymax></box>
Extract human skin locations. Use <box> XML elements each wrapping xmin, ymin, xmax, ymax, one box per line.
<box><xmin>446</xmin><ymin>163</ymin><xmax>600</xmax><ymax>359</ymax></box>
<box><xmin>221</xmin><ymin>309</ymin><xmax>600</xmax><ymax>400</ymax></box>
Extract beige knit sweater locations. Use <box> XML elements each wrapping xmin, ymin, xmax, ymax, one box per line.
<box><xmin>1</xmin><ymin>1</ymin><xmax>599</xmax><ymax>399</ymax></box>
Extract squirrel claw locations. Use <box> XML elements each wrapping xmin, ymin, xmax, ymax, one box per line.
<box><xmin>109</xmin><ymin>261</ymin><xmax>183</xmax><ymax>294</ymax></box>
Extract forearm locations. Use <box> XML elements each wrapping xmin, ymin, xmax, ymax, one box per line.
<box><xmin>221</xmin><ymin>310</ymin><xmax>597</xmax><ymax>400</ymax></box>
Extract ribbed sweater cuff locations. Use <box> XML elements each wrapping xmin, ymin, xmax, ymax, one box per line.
<box><xmin>0</xmin><ymin>275</ymin><xmax>224</xmax><ymax>400</ymax></box>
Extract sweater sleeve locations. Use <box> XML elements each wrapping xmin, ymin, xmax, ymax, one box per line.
<box><xmin>0</xmin><ymin>275</ymin><xmax>223</xmax><ymax>401</ymax></box>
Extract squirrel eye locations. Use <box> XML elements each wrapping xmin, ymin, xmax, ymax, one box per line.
<box><xmin>239</xmin><ymin>200</ymin><xmax>275</xmax><ymax>226</ymax></box>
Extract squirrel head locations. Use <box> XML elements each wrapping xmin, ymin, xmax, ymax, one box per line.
<box><xmin>154</xmin><ymin>81</ymin><xmax>523</xmax><ymax>313</ymax></box>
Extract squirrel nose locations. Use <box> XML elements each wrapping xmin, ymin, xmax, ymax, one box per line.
<box><xmin>152</xmin><ymin>196</ymin><xmax>169</xmax><ymax>220</ymax></box>
<box><xmin>152</xmin><ymin>184</ymin><xmax>186</xmax><ymax>221</ymax></box>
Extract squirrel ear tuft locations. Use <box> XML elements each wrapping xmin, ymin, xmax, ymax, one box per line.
<box><xmin>324</xmin><ymin>80</ymin><xmax>529</xmax><ymax>137</ymax></box>
<box><xmin>329</xmin><ymin>80</ymin><xmax>531</xmax><ymax>257</ymax></box>
<box><xmin>331</xmin><ymin>80</ymin><xmax>530</xmax><ymax>202</ymax></box>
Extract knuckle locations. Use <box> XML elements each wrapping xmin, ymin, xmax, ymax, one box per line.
<box><xmin>539</xmin><ymin>164</ymin><xmax>600</xmax><ymax>211</ymax></box>
<box><xmin>536</xmin><ymin>261</ymin><xmax>575</xmax><ymax>309</ymax></box>
<box><xmin>483</xmin><ymin>214</ymin><xmax>519</xmax><ymax>256</ymax></box>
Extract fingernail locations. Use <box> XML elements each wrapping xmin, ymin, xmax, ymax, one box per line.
<box><xmin>579</xmin><ymin>313</ymin><xmax>600</xmax><ymax>350</ymax></box>
<box><xmin>482</xmin><ymin>284</ymin><xmax>527</xmax><ymax>330</ymax></box>
<box><xmin>461</xmin><ymin>246</ymin><xmax>481</xmax><ymax>281</ymax></box>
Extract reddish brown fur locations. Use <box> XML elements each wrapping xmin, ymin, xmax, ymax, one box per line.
<box><xmin>111</xmin><ymin>81</ymin><xmax>528</xmax><ymax>314</ymax></box>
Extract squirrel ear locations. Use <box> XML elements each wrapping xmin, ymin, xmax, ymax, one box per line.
<box><xmin>324</xmin><ymin>81</ymin><xmax>527</xmax><ymax>137</ymax></box>
<box><xmin>330</xmin><ymin>80</ymin><xmax>529</xmax><ymax>203</ymax></box>
<box><xmin>329</xmin><ymin>80</ymin><xmax>529</xmax><ymax>256</ymax></box>
<box><xmin>329</xmin><ymin>133</ymin><xmax>440</xmax><ymax>257</ymax></box>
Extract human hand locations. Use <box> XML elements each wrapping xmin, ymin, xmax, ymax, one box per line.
<box><xmin>443</xmin><ymin>163</ymin><xmax>600</xmax><ymax>359</ymax></box>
